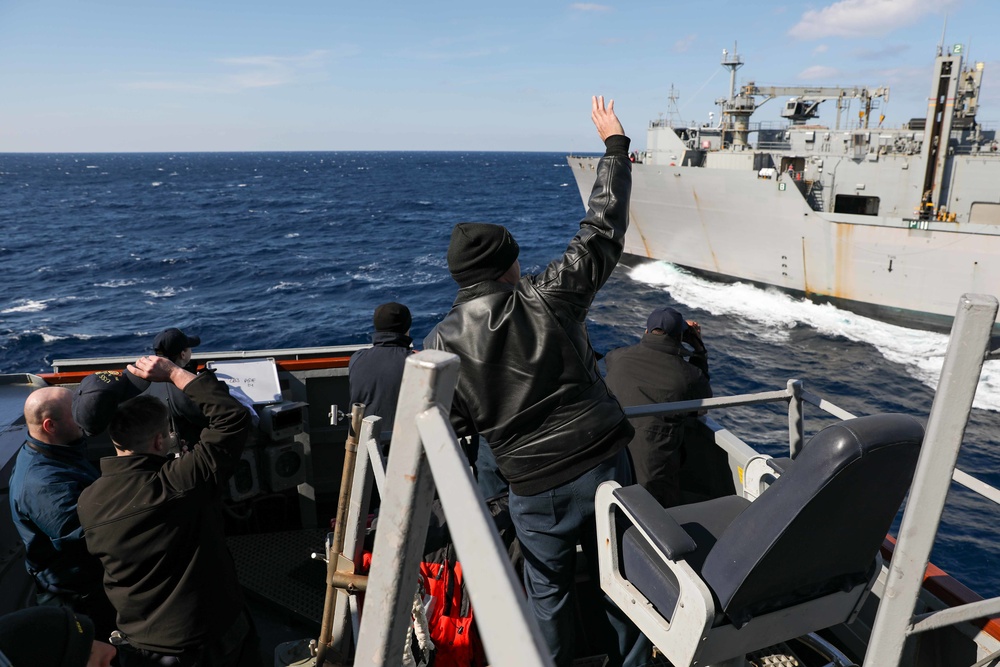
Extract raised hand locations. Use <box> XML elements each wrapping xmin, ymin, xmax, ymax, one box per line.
<box><xmin>592</xmin><ymin>95</ymin><xmax>625</xmax><ymax>141</ymax></box>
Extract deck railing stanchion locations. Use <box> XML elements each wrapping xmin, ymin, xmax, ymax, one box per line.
<box><xmin>416</xmin><ymin>405</ymin><xmax>553</xmax><ymax>667</ymax></box>
<box><xmin>863</xmin><ymin>294</ymin><xmax>999</xmax><ymax>667</ymax></box>
<box><xmin>353</xmin><ymin>352</ymin><xmax>460</xmax><ymax>666</ymax></box>
<box><xmin>329</xmin><ymin>415</ymin><xmax>382</xmax><ymax>660</ymax></box>
<box><xmin>787</xmin><ymin>379</ymin><xmax>805</xmax><ymax>458</ymax></box>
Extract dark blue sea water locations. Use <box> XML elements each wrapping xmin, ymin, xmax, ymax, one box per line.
<box><xmin>3</xmin><ymin>151</ymin><xmax>1000</xmax><ymax>599</ymax></box>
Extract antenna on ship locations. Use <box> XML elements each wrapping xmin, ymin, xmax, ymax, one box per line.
<box><xmin>938</xmin><ymin>13</ymin><xmax>948</xmax><ymax>56</ymax></box>
<box><xmin>721</xmin><ymin>42</ymin><xmax>744</xmax><ymax>103</ymax></box>
<box><xmin>667</xmin><ymin>84</ymin><xmax>683</xmax><ymax>125</ymax></box>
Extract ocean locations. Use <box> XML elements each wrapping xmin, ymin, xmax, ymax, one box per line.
<box><xmin>2</xmin><ymin>151</ymin><xmax>1000</xmax><ymax>598</ymax></box>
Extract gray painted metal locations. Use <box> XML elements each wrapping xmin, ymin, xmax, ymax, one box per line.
<box><xmin>951</xmin><ymin>468</ymin><xmax>1000</xmax><ymax>506</ymax></box>
<box><xmin>787</xmin><ymin>379</ymin><xmax>805</xmax><ymax>458</ymax></box>
<box><xmin>353</xmin><ymin>350</ymin><xmax>553</xmax><ymax>667</ymax></box>
<box><xmin>909</xmin><ymin>596</ymin><xmax>1000</xmax><ymax>635</ymax></box>
<box><xmin>329</xmin><ymin>415</ymin><xmax>382</xmax><ymax>660</ymax></box>
<box><xmin>416</xmin><ymin>405</ymin><xmax>553</xmax><ymax>667</ymax></box>
<box><xmin>354</xmin><ymin>351</ymin><xmax>458</xmax><ymax>665</ymax></box>
<box><xmin>863</xmin><ymin>294</ymin><xmax>999</xmax><ymax>667</ymax></box>
<box><xmin>51</xmin><ymin>344</ymin><xmax>368</xmax><ymax>372</ymax></box>
<box><xmin>568</xmin><ymin>48</ymin><xmax>1000</xmax><ymax>331</ymax></box>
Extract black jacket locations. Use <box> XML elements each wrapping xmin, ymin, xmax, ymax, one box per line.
<box><xmin>425</xmin><ymin>137</ymin><xmax>634</xmax><ymax>496</ymax></box>
<box><xmin>604</xmin><ymin>333</ymin><xmax>712</xmax><ymax>458</ymax></box>
<box><xmin>77</xmin><ymin>372</ymin><xmax>251</xmax><ymax>653</ymax></box>
<box><xmin>349</xmin><ymin>331</ymin><xmax>413</xmax><ymax>429</ymax></box>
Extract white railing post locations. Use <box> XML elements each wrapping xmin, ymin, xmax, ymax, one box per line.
<box><xmin>329</xmin><ymin>415</ymin><xmax>381</xmax><ymax>659</ymax></box>
<box><xmin>863</xmin><ymin>294</ymin><xmax>998</xmax><ymax>667</ymax></box>
<box><xmin>353</xmin><ymin>351</ymin><xmax>459</xmax><ymax>665</ymax></box>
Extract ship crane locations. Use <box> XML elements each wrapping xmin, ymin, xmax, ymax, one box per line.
<box><xmin>742</xmin><ymin>84</ymin><xmax>890</xmax><ymax>127</ymax></box>
<box><xmin>718</xmin><ymin>81</ymin><xmax>890</xmax><ymax>147</ymax></box>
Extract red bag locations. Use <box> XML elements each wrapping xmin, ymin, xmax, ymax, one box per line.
<box><xmin>417</xmin><ymin>549</ymin><xmax>485</xmax><ymax>667</ymax></box>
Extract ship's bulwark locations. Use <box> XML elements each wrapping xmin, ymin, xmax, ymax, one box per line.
<box><xmin>569</xmin><ymin>158</ymin><xmax>1000</xmax><ymax>332</ymax></box>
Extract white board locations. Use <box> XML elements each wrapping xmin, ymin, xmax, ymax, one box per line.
<box><xmin>205</xmin><ymin>358</ymin><xmax>282</xmax><ymax>404</ymax></box>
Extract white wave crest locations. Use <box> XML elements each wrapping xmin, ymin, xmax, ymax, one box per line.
<box><xmin>628</xmin><ymin>261</ymin><xmax>1000</xmax><ymax>412</ymax></box>
<box><xmin>267</xmin><ymin>281</ymin><xmax>301</xmax><ymax>292</ymax></box>
<box><xmin>142</xmin><ymin>286</ymin><xmax>190</xmax><ymax>298</ymax></box>
<box><xmin>35</xmin><ymin>331</ymin><xmax>97</xmax><ymax>343</ymax></box>
<box><xmin>2</xmin><ymin>299</ymin><xmax>50</xmax><ymax>314</ymax></box>
<box><xmin>96</xmin><ymin>279</ymin><xmax>138</xmax><ymax>288</ymax></box>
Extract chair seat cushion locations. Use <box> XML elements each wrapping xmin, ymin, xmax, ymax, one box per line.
<box><xmin>621</xmin><ymin>495</ymin><xmax>750</xmax><ymax>623</ymax></box>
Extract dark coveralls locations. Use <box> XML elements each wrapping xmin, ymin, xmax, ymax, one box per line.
<box><xmin>605</xmin><ymin>332</ymin><xmax>712</xmax><ymax>507</ymax></box>
<box><xmin>348</xmin><ymin>330</ymin><xmax>413</xmax><ymax>430</ymax></box>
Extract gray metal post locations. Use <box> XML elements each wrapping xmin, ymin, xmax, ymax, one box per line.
<box><xmin>353</xmin><ymin>351</ymin><xmax>460</xmax><ymax>666</ymax></box>
<box><xmin>787</xmin><ymin>379</ymin><xmax>805</xmax><ymax>458</ymax></box>
<box><xmin>329</xmin><ymin>415</ymin><xmax>381</xmax><ymax>660</ymax></box>
<box><xmin>417</xmin><ymin>406</ymin><xmax>554</xmax><ymax>667</ymax></box>
<box><xmin>863</xmin><ymin>294</ymin><xmax>998</xmax><ymax>667</ymax></box>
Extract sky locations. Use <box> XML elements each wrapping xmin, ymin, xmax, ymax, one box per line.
<box><xmin>2</xmin><ymin>0</ymin><xmax>999</xmax><ymax>153</ymax></box>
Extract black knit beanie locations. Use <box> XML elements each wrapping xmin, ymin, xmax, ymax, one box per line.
<box><xmin>447</xmin><ymin>223</ymin><xmax>520</xmax><ymax>287</ymax></box>
<box><xmin>0</xmin><ymin>607</ymin><xmax>95</xmax><ymax>667</ymax></box>
<box><xmin>373</xmin><ymin>302</ymin><xmax>412</xmax><ymax>333</ymax></box>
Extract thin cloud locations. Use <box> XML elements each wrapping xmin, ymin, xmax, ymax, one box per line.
<box><xmin>407</xmin><ymin>47</ymin><xmax>510</xmax><ymax>62</ymax></box>
<box><xmin>127</xmin><ymin>50</ymin><xmax>333</xmax><ymax>93</ymax></box>
<box><xmin>813</xmin><ymin>44</ymin><xmax>829</xmax><ymax>55</ymax></box>
<box><xmin>851</xmin><ymin>44</ymin><xmax>911</xmax><ymax>59</ymax></box>
<box><xmin>673</xmin><ymin>34</ymin><xmax>697</xmax><ymax>53</ymax></box>
<box><xmin>789</xmin><ymin>0</ymin><xmax>957</xmax><ymax>40</ymax></box>
<box><xmin>217</xmin><ymin>50</ymin><xmax>330</xmax><ymax>89</ymax></box>
<box><xmin>798</xmin><ymin>65</ymin><xmax>842</xmax><ymax>80</ymax></box>
<box><xmin>570</xmin><ymin>3</ymin><xmax>612</xmax><ymax>11</ymax></box>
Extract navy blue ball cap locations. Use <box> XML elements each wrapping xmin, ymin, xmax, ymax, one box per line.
<box><xmin>153</xmin><ymin>328</ymin><xmax>201</xmax><ymax>359</ymax></box>
<box><xmin>72</xmin><ymin>368</ymin><xmax>151</xmax><ymax>436</ymax></box>
<box><xmin>646</xmin><ymin>307</ymin><xmax>687</xmax><ymax>340</ymax></box>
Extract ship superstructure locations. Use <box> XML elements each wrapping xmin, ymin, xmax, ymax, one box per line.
<box><xmin>570</xmin><ymin>44</ymin><xmax>1000</xmax><ymax>330</ymax></box>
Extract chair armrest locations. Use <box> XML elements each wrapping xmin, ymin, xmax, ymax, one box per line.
<box><xmin>595</xmin><ymin>481</ymin><xmax>716</xmax><ymax>667</ymax></box>
<box><xmin>612</xmin><ymin>485</ymin><xmax>697</xmax><ymax>559</ymax></box>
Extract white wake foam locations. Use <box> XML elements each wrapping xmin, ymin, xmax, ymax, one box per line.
<box><xmin>628</xmin><ymin>262</ymin><xmax>1000</xmax><ymax>412</ymax></box>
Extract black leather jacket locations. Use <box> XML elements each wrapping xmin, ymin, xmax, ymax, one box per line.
<box><xmin>425</xmin><ymin>138</ymin><xmax>634</xmax><ymax>495</ymax></box>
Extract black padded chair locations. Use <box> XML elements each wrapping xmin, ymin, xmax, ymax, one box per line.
<box><xmin>594</xmin><ymin>413</ymin><xmax>924</xmax><ymax>667</ymax></box>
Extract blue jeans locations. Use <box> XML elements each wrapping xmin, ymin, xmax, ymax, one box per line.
<box><xmin>508</xmin><ymin>447</ymin><xmax>650</xmax><ymax>667</ymax></box>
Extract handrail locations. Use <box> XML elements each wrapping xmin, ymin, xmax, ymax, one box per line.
<box><xmin>622</xmin><ymin>377</ymin><xmax>1000</xmax><ymax>511</ymax></box>
<box><xmin>864</xmin><ymin>294</ymin><xmax>999</xmax><ymax>666</ymax></box>
<box><xmin>353</xmin><ymin>350</ymin><xmax>553</xmax><ymax>666</ymax></box>
<box><xmin>621</xmin><ymin>336</ymin><xmax>1000</xmax><ymax>658</ymax></box>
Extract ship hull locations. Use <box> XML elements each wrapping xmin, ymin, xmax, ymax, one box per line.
<box><xmin>569</xmin><ymin>157</ymin><xmax>1000</xmax><ymax>331</ymax></box>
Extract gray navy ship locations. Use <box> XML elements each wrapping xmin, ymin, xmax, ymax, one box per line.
<box><xmin>569</xmin><ymin>43</ymin><xmax>1000</xmax><ymax>332</ymax></box>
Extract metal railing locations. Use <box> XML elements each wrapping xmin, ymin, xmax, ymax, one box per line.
<box><xmin>864</xmin><ymin>294</ymin><xmax>1000</xmax><ymax>667</ymax></box>
<box><xmin>344</xmin><ymin>351</ymin><xmax>553</xmax><ymax>666</ymax></box>
<box><xmin>325</xmin><ymin>295</ymin><xmax>1000</xmax><ymax>667</ymax></box>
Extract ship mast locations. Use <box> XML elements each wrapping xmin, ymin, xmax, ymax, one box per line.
<box><xmin>719</xmin><ymin>44</ymin><xmax>750</xmax><ymax>147</ymax></box>
<box><xmin>666</xmin><ymin>84</ymin><xmax>683</xmax><ymax>126</ymax></box>
<box><xmin>918</xmin><ymin>44</ymin><xmax>984</xmax><ymax>220</ymax></box>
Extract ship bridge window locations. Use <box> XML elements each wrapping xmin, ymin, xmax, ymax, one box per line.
<box><xmin>834</xmin><ymin>194</ymin><xmax>880</xmax><ymax>216</ymax></box>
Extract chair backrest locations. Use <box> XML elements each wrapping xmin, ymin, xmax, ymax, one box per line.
<box><xmin>701</xmin><ymin>413</ymin><xmax>924</xmax><ymax>628</ymax></box>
